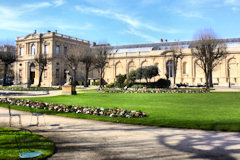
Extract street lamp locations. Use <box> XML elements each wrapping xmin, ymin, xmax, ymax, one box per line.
<box><xmin>228</xmin><ymin>65</ymin><xmax>231</xmax><ymax>88</ymax></box>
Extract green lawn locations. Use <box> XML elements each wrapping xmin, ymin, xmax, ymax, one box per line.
<box><xmin>2</xmin><ymin>92</ymin><xmax>240</xmax><ymax>131</ymax></box>
<box><xmin>0</xmin><ymin>127</ymin><xmax>55</xmax><ymax>160</ymax></box>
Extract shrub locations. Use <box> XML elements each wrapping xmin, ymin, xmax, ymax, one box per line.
<box><xmin>135</xmin><ymin>66</ymin><xmax>159</xmax><ymax>83</ymax></box>
<box><xmin>115</xmin><ymin>74</ymin><xmax>126</xmax><ymax>88</ymax></box>
<box><xmin>156</xmin><ymin>78</ymin><xmax>171</xmax><ymax>88</ymax></box>
<box><xmin>131</xmin><ymin>84</ymin><xmax>144</xmax><ymax>89</ymax></box>
<box><xmin>106</xmin><ymin>82</ymin><xmax>115</xmax><ymax>88</ymax></box>
<box><xmin>127</xmin><ymin>70</ymin><xmax>137</xmax><ymax>84</ymax></box>
<box><xmin>124</xmin><ymin>81</ymin><xmax>132</xmax><ymax>88</ymax></box>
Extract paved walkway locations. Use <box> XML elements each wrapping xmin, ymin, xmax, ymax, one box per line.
<box><xmin>212</xmin><ymin>86</ymin><xmax>240</xmax><ymax>92</ymax></box>
<box><xmin>1</xmin><ymin>107</ymin><xmax>240</xmax><ymax>160</ymax></box>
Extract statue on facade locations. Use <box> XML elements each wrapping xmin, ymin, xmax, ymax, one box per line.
<box><xmin>64</xmin><ymin>71</ymin><xmax>72</xmax><ymax>86</ymax></box>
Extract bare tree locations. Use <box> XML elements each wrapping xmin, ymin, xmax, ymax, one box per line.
<box><xmin>80</xmin><ymin>45</ymin><xmax>95</xmax><ymax>87</ymax></box>
<box><xmin>34</xmin><ymin>53</ymin><xmax>52</xmax><ymax>87</ymax></box>
<box><xmin>191</xmin><ymin>29</ymin><xmax>227</xmax><ymax>88</ymax></box>
<box><xmin>0</xmin><ymin>45</ymin><xmax>17</xmax><ymax>86</ymax></box>
<box><xmin>93</xmin><ymin>46</ymin><xmax>110</xmax><ymax>87</ymax></box>
<box><xmin>64</xmin><ymin>45</ymin><xmax>84</xmax><ymax>86</ymax></box>
<box><xmin>162</xmin><ymin>42</ymin><xmax>183</xmax><ymax>85</ymax></box>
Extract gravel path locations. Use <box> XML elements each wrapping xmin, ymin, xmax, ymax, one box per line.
<box><xmin>1</xmin><ymin>107</ymin><xmax>240</xmax><ymax>160</ymax></box>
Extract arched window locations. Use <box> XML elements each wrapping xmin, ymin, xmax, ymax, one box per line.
<box><xmin>166</xmin><ymin>60</ymin><xmax>174</xmax><ymax>78</ymax></box>
<box><xmin>183</xmin><ymin>62</ymin><xmax>187</xmax><ymax>74</ymax></box>
<box><xmin>141</xmin><ymin>61</ymin><xmax>148</xmax><ymax>67</ymax></box>
<box><xmin>31</xmin><ymin>44</ymin><xmax>35</xmax><ymax>55</ymax></box>
<box><xmin>115</xmin><ymin>62</ymin><xmax>123</xmax><ymax>76</ymax></box>
<box><xmin>20</xmin><ymin>47</ymin><xmax>23</xmax><ymax>56</ymax></box>
<box><xmin>128</xmin><ymin>61</ymin><xmax>135</xmax><ymax>73</ymax></box>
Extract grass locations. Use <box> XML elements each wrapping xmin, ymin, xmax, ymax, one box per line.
<box><xmin>0</xmin><ymin>127</ymin><xmax>55</xmax><ymax>160</ymax></box>
<box><xmin>1</xmin><ymin>92</ymin><xmax>240</xmax><ymax>132</ymax></box>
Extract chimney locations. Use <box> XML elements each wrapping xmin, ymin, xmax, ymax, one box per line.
<box><xmin>92</xmin><ymin>42</ymin><xmax>96</xmax><ymax>47</ymax></box>
<box><xmin>160</xmin><ymin>38</ymin><xmax>163</xmax><ymax>42</ymax></box>
<box><xmin>165</xmin><ymin>39</ymin><xmax>168</xmax><ymax>42</ymax></box>
<box><xmin>55</xmin><ymin>30</ymin><xmax>58</xmax><ymax>33</ymax></box>
<box><xmin>34</xmin><ymin>30</ymin><xmax>37</xmax><ymax>34</ymax></box>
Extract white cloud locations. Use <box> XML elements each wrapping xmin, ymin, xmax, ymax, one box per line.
<box><xmin>225</xmin><ymin>0</ymin><xmax>237</xmax><ymax>4</ymax></box>
<box><xmin>53</xmin><ymin>0</ymin><xmax>66</xmax><ymax>7</ymax></box>
<box><xmin>75</xmin><ymin>5</ymin><xmax>179</xmax><ymax>42</ymax></box>
<box><xmin>232</xmin><ymin>7</ymin><xmax>240</xmax><ymax>11</ymax></box>
<box><xmin>0</xmin><ymin>2</ymin><xmax>52</xmax><ymax>33</ymax></box>
<box><xmin>174</xmin><ymin>8</ymin><xmax>204</xmax><ymax>19</ymax></box>
<box><xmin>224</xmin><ymin>0</ymin><xmax>240</xmax><ymax>11</ymax></box>
<box><xmin>0</xmin><ymin>2</ymin><xmax>91</xmax><ymax>34</ymax></box>
<box><xmin>75</xmin><ymin>5</ymin><xmax>178</xmax><ymax>34</ymax></box>
<box><xmin>125</xmin><ymin>28</ymin><xmax>159</xmax><ymax>42</ymax></box>
<box><xmin>0</xmin><ymin>2</ymin><xmax>51</xmax><ymax>19</ymax></box>
<box><xmin>22</xmin><ymin>2</ymin><xmax>51</xmax><ymax>11</ymax></box>
<box><xmin>57</xmin><ymin>23</ymin><xmax>93</xmax><ymax>30</ymax></box>
<box><xmin>140</xmin><ymin>0</ymin><xmax>161</xmax><ymax>5</ymax></box>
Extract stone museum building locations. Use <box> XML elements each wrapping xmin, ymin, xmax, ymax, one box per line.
<box><xmin>15</xmin><ymin>31</ymin><xmax>91</xmax><ymax>86</ymax></box>
<box><xmin>15</xmin><ymin>31</ymin><xmax>240</xmax><ymax>87</ymax></box>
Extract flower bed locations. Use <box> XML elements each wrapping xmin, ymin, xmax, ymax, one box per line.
<box><xmin>0</xmin><ymin>98</ymin><xmax>147</xmax><ymax>118</ymax></box>
<box><xmin>104</xmin><ymin>89</ymin><xmax>209</xmax><ymax>94</ymax></box>
<box><xmin>0</xmin><ymin>87</ymin><xmax>60</xmax><ymax>91</ymax></box>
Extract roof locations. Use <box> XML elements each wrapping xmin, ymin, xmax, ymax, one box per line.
<box><xmin>112</xmin><ymin>47</ymin><xmax>153</xmax><ymax>53</ymax></box>
<box><xmin>110</xmin><ymin>38</ymin><xmax>240</xmax><ymax>53</ymax></box>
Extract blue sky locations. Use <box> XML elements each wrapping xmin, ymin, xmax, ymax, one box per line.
<box><xmin>0</xmin><ymin>0</ymin><xmax>240</xmax><ymax>45</ymax></box>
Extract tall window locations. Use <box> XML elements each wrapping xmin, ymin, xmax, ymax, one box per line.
<box><xmin>56</xmin><ymin>45</ymin><xmax>60</xmax><ymax>55</ymax></box>
<box><xmin>183</xmin><ymin>62</ymin><xmax>187</xmax><ymax>74</ymax></box>
<box><xmin>44</xmin><ymin>69</ymin><xmax>48</xmax><ymax>79</ymax></box>
<box><xmin>31</xmin><ymin>44</ymin><xmax>35</xmax><ymax>55</ymax></box>
<box><xmin>56</xmin><ymin>69</ymin><xmax>59</xmax><ymax>78</ymax></box>
<box><xmin>20</xmin><ymin>47</ymin><xmax>23</xmax><ymax>56</ymax></box>
<box><xmin>166</xmin><ymin>60</ymin><xmax>174</xmax><ymax>78</ymax></box>
<box><xmin>64</xmin><ymin>46</ymin><xmax>67</xmax><ymax>54</ymax></box>
<box><xmin>44</xmin><ymin>45</ymin><xmax>48</xmax><ymax>54</ymax></box>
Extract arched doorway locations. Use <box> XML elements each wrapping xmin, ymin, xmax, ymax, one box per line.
<box><xmin>30</xmin><ymin>63</ymin><xmax>35</xmax><ymax>84</ymax></box>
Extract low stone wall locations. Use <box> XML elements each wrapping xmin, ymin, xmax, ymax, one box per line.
<box><xmin>0</xmin><ymin>90</ymin><xmax>49</xmax><ymax>96</ymax></box>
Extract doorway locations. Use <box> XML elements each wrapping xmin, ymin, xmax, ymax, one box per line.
<box><xmin>30</xmin><ymin>63</ymin><xmax>35</xmax><ymax>84</ymax></box>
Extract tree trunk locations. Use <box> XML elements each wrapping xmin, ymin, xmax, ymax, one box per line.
<box><xmin>145</xmin><ymin>77</ymin><xmax>148</xmax><ymax>87</ymax></box>
<box><xmin>209</xmin><ymin>71</ymin><xmax>213</xmax><ymax>88</ymax></box>
<box><xmin>73</xmin><ymin>69</ymin><xmax>76</xmax><ymax>86</ymax></box>
<box><xmin>173</xmin><ymin>59</ymin><xmax>177</xmax><ymax>86</ymax></box>
<box><xmin>173</xmin><ymin>76</ymin><xmax>176</xmax><ymax>86</ymax></box>
<box><xmin>38</xmin><ymin>69</ymin><xmax>44</xmax><ymax>87</ymax></box>
<box><xmin>3</xmin><ymin>63</ymin><xmax>8</xmax><ymax>86</ymax></box>
<box><xmin>205</xmin><ymin>72</ymin><xmax>209</xmax><ymax>88</ymax></box>
<box><xmin>100</xmin><ymin>69</ymin><xmax>103</xmax><ymax>87</ymax></box>
<box><xmin>84</xmin><ymin>64</ymin><xmax>89</xmax><ymax>87</ymax></box>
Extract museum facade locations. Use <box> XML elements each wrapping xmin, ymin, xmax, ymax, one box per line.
<box><xmin>15</xmin><ymin>31</ymin><xmax>240</xmax><ymax>87</ymax></box>
<box><xmin>15</xmin><ymin>31</ymin><xmax>92</xmax><ymax>86</ymax></box>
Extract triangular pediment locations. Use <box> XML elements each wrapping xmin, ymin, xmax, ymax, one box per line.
<box><xmin>24</xmin><ymin>34</ymin><xmax>38</xmax><ymax>40</ymax></box>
